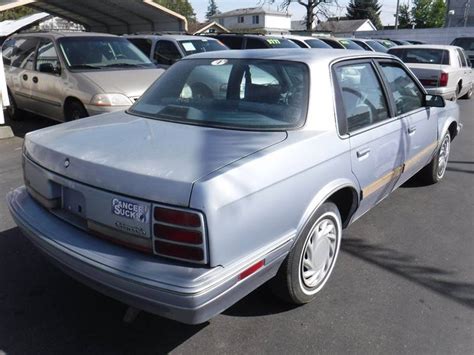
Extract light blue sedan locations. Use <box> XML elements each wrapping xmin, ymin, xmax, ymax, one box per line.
<box><xmin>7</xmin><ymin>49</ymin><xmax>461</xmax><ymax>324</ymax></box>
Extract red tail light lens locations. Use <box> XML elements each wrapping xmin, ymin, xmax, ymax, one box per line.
<box><xmin>153</xmin><ymin>205</ymin><xmax>206</xmax><ymax>264</ymax></box>
<box><xmin>439</xmin><ymin>72</ymin><xmax>449</xmax><ymax>87</ymax></box>
<box><xmin>154</xmin><ymin>224</ymin><xmax>202</xmax><ymax>244</ymax></box>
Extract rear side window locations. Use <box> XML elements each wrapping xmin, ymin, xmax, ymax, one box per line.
<box><xmin>451</xmin><ymin>38</ymin><xmax>474</xmax><ymax>50</ymax></box>
<box><xmin>128</xmin><ymin>38</ymin><xmax>152</xmax><ymax>57</ymax></box>
<box><xmin>456</xmin><ymin>48</ymin><xmax>469</xmax><ymax>67</ymax></box>
<box><xmin>8</xmin><ymin>37</ymin><xmax>39</xmax><ymax>69</ymax></box>
<box><xmin>154</xmin><ymin>40</ymin><xmax>181</xmax><ymax>65</ymax></box>
<box><xmin>334</xmin><ymin>62</ymin><xmax>390</xmax><ymax>132</ymax></box>
<box><xmin>378</xmin><ymin>62</ymin><xmax>424</xmax><ymax>115</ymax></box>
<box><xmin>216</xmin><ymin>36</ymin><xmax>243</xmax><ymax>49</ymax></box>
<box><xmin>246</xmin><ymin>38</ymin><xmax>267</xmax><ymax>49</ymax></box>
<box><xmin>389</xmin><ymin>48</ymin><xmax>450</xmax><ymax>65</ymax></box>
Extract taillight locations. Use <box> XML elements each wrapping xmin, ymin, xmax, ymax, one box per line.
<box><xmin>439</xmin><ymin>72</ymin><xmax>449</xmax><ymax>87</ymax></box>
<box><xmin>152</xmin><ymin>205</ymin><xmax>207</xmax><ymax>264</ymax></box>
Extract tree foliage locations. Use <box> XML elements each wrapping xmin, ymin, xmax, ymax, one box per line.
<box><xmin>206</xmin><ymin>0</ymin><xmax>219</xmax><ymax>20</ymax></box>
<box><xmin>155</xmin><ymin>0</ymin><xmax>196</xmax><ymax>22</ymax></box>
<box><xmin>396</xmin><ymin>2</ymin><xmax>413</xmax><ymax>28</ymax></box>
<box><xmin>411</xmin><ymin>0</ymin><xmax>446</xmax><ymax>28</ymax></box>
<box><xmin>0</xmin><ymin>6</ymin><xmax>35</xmax><ymax>21</ymax></box>
<box><xmin>262</xmin><ymin>1</ymin><xmax>330</xmax><ymax>31</ymax></box>
<box><xmin>346</xmin><ymin>0</ymin><xmax>383</xmax><ymax>29</ymax></box>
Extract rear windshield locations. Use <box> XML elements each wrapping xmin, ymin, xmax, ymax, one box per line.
<box><xmin>58</xmin><ymin>37</ymin><xmax>154</xmax><ymax>70</ymax></box>
<box><xmin>305</xmin><ymin>39</ymin><xmax>331</xmax><ymax>49</ymax></box>
<box><xmin>129</xmin><ymin>59</ymin><xmax>309</xmax><ymax>130</ymax></box>
<box><xmin>451</xmin><ymin>37</ymin><xmax>474</xmax><ymax>50</ymax></box>
<box><xmin>178</xmin><ymin>39</ymin><xmax>228</xmax><ymax>56</ymax></box>
<box><xmin>389</xmin><ymin>48</ymin><xmax>450</xmax><ymax>65</ymax></box>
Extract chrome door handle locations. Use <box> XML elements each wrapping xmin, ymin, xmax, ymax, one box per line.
<box><xmin>408</xmin><ymin>126</ymin><xmax>416</xmax><ymax>134</ymax></box>
<box><xmin>356</xmin><ymin>148</ymin><xmax>371</xmax><ymax>158</ymax></box>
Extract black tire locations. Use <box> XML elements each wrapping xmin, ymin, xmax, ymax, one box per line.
<box><xmin>64</xmin><ymin>100</ymin><xmax>88</xmax><ymax>121</ymax></box>
<box><xmin>270</xmin><ymin>202</ymin><xmax>342</xmax><ymax>304</ymax></box>
<box><xmin>460</xmin><ymin>84</ymin><xmax>472</xmax><ymax>100</ymax></box>
<box><xmin>420</xmin><ymin>132</ymin><xmax>451</xmax><ymax>184</ymax></box>
<box><xmin>5</xmin><ymin>91</ymin><xmax>24</xmax><ymax>121</ymax></box>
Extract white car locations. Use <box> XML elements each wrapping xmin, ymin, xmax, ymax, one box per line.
<box><xmin>388</xmin><ymin>45</ymin><xmax>473</xmax><ymax>100</ymax></box>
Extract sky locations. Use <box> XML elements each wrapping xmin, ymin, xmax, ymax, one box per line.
<box><xmin>190</xmin><ymin>0</ymin><xmax>400</xmax><ymax>26</ymax></box>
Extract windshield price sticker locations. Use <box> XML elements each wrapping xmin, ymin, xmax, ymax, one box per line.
<box><xmin>266</xmin><ymin>39</ymin><xmax>281</xmax><ymax>45</ymax></box>
<box><xmin>112</xmin><ymin>198</ymin><xmax>149</xmax><ymax>223</ymax></box>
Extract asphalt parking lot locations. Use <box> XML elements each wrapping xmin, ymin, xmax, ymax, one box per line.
<box><xmin>0</xmin><ymin>100</ymin><xmax>473</xmax><ymax>355</ymax></box>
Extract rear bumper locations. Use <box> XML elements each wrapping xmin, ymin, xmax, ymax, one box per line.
<box><xmin>425</xmin><ymin>87</ymin><xmax>456</xmax><ymax>100</ymax></box>
<box><xmin>7</xmin><ymin>187</ymin><xmax>290</xmax><ymax>324</ymax></box>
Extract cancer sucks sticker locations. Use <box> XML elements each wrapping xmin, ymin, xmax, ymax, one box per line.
<box><xmin>112</xmin><ymin>198</ymin><xmax>149</xmax><ymax>223</ymax></box>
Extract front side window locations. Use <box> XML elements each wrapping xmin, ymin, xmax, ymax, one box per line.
<box><xmin>379</xmin><ymin>62</ymin><xmax>424</xmax><ymax>115</ymax></box>
<box><xmin>10</xmin><ymin>37</ymin><xmax>38</xmax><ymax>69</ymax></box>
<box><xmin>334</xmin><ymin>62</ymin><xmax>390</xmax><ymax>132</ymax></box>
<box><xmin>130</xmin><ymin>59</ymin><xmax>309</xmax><ymax>130</ymax></box>
<box><xmin>58</xmin><ymin>36</ymin><xmax>153</xmax><ymax>70</ymax></box>
<box><xmin>128</xmin><ymin>38</ymin><xmax>153</xmax><ymax>57</ymax></box>
<box><xmin>154</xmin><ymin>40</ymin><xmax>182</xmax><ymax>65</ymax></box>
<box><xmin>35</xmin><ymin>39</ymin><xmax>60</xmax><ymax>73</ymax></box>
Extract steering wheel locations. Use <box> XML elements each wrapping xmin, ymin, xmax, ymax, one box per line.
<box><xmin>342</xmin><ymin>87</ymin><xmax>377</xmax><ymax>121</ymax></box>
<box><xmin>190</xmin><ymin>83</ymin><xmax>214</xmax><ymax>99</ymax></box>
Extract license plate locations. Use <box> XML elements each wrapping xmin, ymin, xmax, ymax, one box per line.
<box><xmin>112</xmin><ymin>198</ymin><xmax>149</xmax><ymax>223</ymax></box>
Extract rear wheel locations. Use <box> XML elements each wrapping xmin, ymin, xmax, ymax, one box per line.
<box><xmin>460</xmin><ymin>83</ymin><xmax>472</xmax><ymax>100</ymax></box>
<box><xmin>64</xmin><ymin>99</ymin><xmax>88</xmax><ymax>121</ymax></box>
<box><xmin>420</xmin><ymin>132</ymin><xmax>451</xmax><ymax>184</ymax></box>
<box><xmin>270</xmin><ymin>202</ymin><xmax>342</xmax><ymax>304</ymax></box>
<box><xmin>5</xmin><ymin>91</ymin><xmax>24</xmax><ymax>121</ymax></box>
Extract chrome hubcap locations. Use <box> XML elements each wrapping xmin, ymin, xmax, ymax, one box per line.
<box><xmin>301</xmin><ymin>217</ymin><xmax>338</xmax><ymax>288</ymax></box>
<box><xmin>437</xmin><ymin>135</ymin><xmax>450</xmax><ymax>178</ymax></box>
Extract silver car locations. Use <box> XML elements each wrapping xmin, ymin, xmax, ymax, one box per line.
<box><xmin>2</xmin><ymin>32</ymin><xmax>164</xmax><ymax>121</ymax></box>
<box><xmin>7</xmin><ymin>49</ymin><xmax>461</xmax><ymax>324</ymax></box>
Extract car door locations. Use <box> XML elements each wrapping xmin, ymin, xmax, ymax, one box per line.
<box><xmin>4</xmin><ymin>36</ymin><xmax>39</xmax><ymax>111</ymax></box>
<box><xmin>376</xmin><ymin>60</ymin><xmax>438</xmax><ymax>183</ymax></box>
<box><xmin>153</xmin><ymin>40</ymin><xmax>182</xmax><ymax>69</ymax></box>
<box><xmin>333</xmin><ymin>60</ymin><xmax>405</xmax><ymax>219</ymax></box>
<box><xmin>29</xmin><ymin>38</ymin><xmax>64</xmax><ymax>119</ymax></box>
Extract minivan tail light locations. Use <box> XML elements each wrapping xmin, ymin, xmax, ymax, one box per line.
<box><xmin>439</xmin><ymin>72</ymin><xmax>449</xmax><ymax>87</ymax></box>
<box><xmin>152</xmin><ymin>205</ymin><xmax>207</xmax><ymax>264</ymax></box>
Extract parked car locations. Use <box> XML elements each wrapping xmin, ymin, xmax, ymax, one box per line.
<box><xmin>374</xmin><ymin>39</ymin><xmax>397</xmax><ymax>48</ymax></box>
<box><xmin>388</xmin><ymin>45</ymin><xmax>473</xmax><ymax>100</ymax></box>
<box><xmin>124</xmin><ymin>34</ymin><xmax>228</xmax><ymax>68</ymax></box>
<box><xmin>211</xmin><ymin>34</ymin><xmax>299</xmax><ymax>50</ymax></box>
<box><xmin>386</xmin><ymin>38</ymin><xmax>412</xmax><ymax>46</ymax></box>
<box><xmin>2</xmin><ymin>32</ymin><xmax>163</xmax><ymax>121</ymax></box>
<box><xmin>351</xmin><ymin>38</ymin><xmax>388</xmax><ymax>53</ymax></box>
<box><xmin>406</xmin><ymin>40</ymin><xmax>426</xmax><ymax>45</ymax></box>
<box><xmin>318</xmin><ymin>37</ymin><xmax>364</xmax><ymax>50</ymax></box>
<box><xmin>451</xmin><ymin>37</ymin><xmax>474</xmax><ymax>65</ymax></box>
<box><xmin>278</xmin><ymin>35</ymin><xmax>331</xmax><ymax>49</ymax></box>
<box><xmin>8</xmin><ymin>49</ymin><xmax>461</xmax><ymax>325</ymax></box>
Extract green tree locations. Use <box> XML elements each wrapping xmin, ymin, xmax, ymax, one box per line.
<box><xmin>155</xmin><ymin>0</ymin><xmax>196</xmax><ymax>22</ymax></box>
<box><xmin>206</xmin><ymin>0</ymin><xmax>219</xmax><ymax>21</ymax></box>
<box><xmin>411</xmin><ymin>0</ymin><xmax>446</xmax><ymax>28</ymax></box>
<box><xmin>397</xmin><ymin>3</ymin><xmax>413</xmax><ymax>29</ymax></box>
<box><xmin>0</xmin><ymin>6</ymin><xmax>35</xmax><ymax>21</ymax></box>
<box><xmin>346</xmin><ymin>0</ymin><xmax>383</xmax><ymax>29</ymax></box>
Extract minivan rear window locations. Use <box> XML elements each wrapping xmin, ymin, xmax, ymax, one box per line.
<box><xmin>451</xmin><ymin>37</ymin><xmax>474</xmax><ymax>50</ymax></box>
<box><xmin>389</xmin><ymin>48</ymin><xmax>450</xmax><ymax>65</ymax></box>
<box><xmin>129</xmin><ymin>59</ymin><xmax>309</xmax><ymax>130</ymax></box>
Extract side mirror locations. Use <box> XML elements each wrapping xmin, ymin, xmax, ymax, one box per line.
<box><xmin>425</xmin><ymin>94</ymin><xmax>445</xmax><ymax>108</ymax></box>
<box><xmin>38</xmin><ymin>62</ymin><xmax>61</xmax><ymax>75</ymax></box>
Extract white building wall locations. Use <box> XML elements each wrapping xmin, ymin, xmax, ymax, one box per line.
<box><xmin>357</xmin><ymin>22</ymin><xmax>375</xmax><ymax>32</ymax></box>
<box><xmin>263</xmin><ymin>15</ymin><xmax>291</xmax><ymax>30</ymax></box>
<box><xmin>355</xmin><ymin>27</ymin><xmax>474</xmax><ymax>44</ymax></box>
<box><xmin>215</xmin><ymin>13</ymin><xmax>291</xmax><ymax>32</ymax></box>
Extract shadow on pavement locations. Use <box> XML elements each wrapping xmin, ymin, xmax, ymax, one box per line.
<box><xmin>0</xmin><ymin>227</ymin><xmax>206</xmax><ymax>354</ymax></box>
<box><xmin>341</xmin><ymin>237</ymin><xmax>474</xmax><ymax>309</ymax></box>
<box><xmin>4</xmin><ymin>114</ymin><xmax>56</xmax><ymax>138</ymax></box>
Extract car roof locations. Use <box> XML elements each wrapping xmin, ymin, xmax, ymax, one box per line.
<box><xmin>389</xmin><ymin>44</ymin><xmax>458</xmax><ymax>50</ymax></box>
<box><xmin>125</xmin><ymin>34</ymin><xmax>218</xmax><ymax>41</ymax></box>
<box><xmin>279</xmin><ymin>35</ymin><xmax>322</xmax><ymax>41</ymax></box>
<box><xmin>184</xmin><ymin>48</ymin><xmax>392</xmax><ymax>64</ymax></box>
<box><xmin>12</xmin><ymin>31</ymin><xmax>118</xmax><ymax>39</ymax></box>
<box><xmin>214</xmin><ymin>34</ymin><xmax>280</xmax><ymax>39</ymax></box>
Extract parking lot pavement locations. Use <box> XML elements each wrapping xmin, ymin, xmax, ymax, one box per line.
<box><xmin>0</xmin><ymin>101</ymin><xmax>473</xmax><ymax>354</ymax></box>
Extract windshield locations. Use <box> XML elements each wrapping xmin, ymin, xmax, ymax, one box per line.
<box><xmin>58</xmin><ymin>37</ymin><xmax>154</xmax><ymax>70</ymax></box>
<box><xmin>265</xmin><ymin>38</ymin><xmax>299</xmax><ymax>48</ymax></box>
<box><xmin>129</xmin><ymin>59</ymin><xmax>309</xmax><ymax>130</ymax></box>
<box><xmin>305</xmin><ymin>39</ymin><xmax>331</xmax><ymax>49</ymax></box>
<box><xmin>366</xmin><ymin>40</ymin><xmax>388</xmax><ymax>53</ymax></box>
<box><xmin>452</xmin><ymin>37</ymin><xmax>474</xmax><ymax>51</ymax></box>
<box><xmin>338</xmin><ymin>39</ymin><xmax>364</xmax><ymax>50</ymax></box>
<box><xmin>178</xmin><ymin>39</ymin><xmax>227</xmax><ymax>56</ymax></box>
<box><xmin>389</xmin><ymin>48</ymin><xmax>450</xmax><ymax>65</ymax></box>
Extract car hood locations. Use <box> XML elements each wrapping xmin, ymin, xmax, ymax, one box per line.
<box><xmin>24</xmin><ymin>112</ymin><xmax>287</xmax><ymax>206</ymax></box>
<box><xmin>79</xmin><ymin>68</ymin><xmax>164</xmax><ymax>98</ymax></box>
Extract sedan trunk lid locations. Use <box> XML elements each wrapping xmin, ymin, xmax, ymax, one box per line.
<box><xmin>24</xmin><ymin>111</ymin><xmax>287</xmax><ymax>206</ymax></box>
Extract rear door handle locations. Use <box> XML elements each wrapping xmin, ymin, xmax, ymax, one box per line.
<box><xmin>408</xmin><ymin>126</ymin><xmax>417</xmax><ymax>134</ymax></box>
<box><xmin>356</xmin><ymin>148</ymin><xmax>371</xmax><ymax>159</ymax></box>
<box><xmin>22</xmin><ymin>74</ymin><xmax>28</xmax><ymax>81</ymax></box>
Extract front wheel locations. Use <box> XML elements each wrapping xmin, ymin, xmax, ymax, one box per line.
<box><xmin>5</xmin><ymin>91</ymin><xmax>24</xmax><ymax>121</ymax></box>
<box><xmin>64</xmin><ymin>100</ymin><xmax>88</xmax><ymax>121</ymax></box>
<box><xmin>270</xmin><ymin>202</ymin><xmax>342</xmax><ymax>304</ymax></box>
<box><xmin>420</xmin><ymin>132</ymin><xmax>451</xmax><ymax>184</ymax></box>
